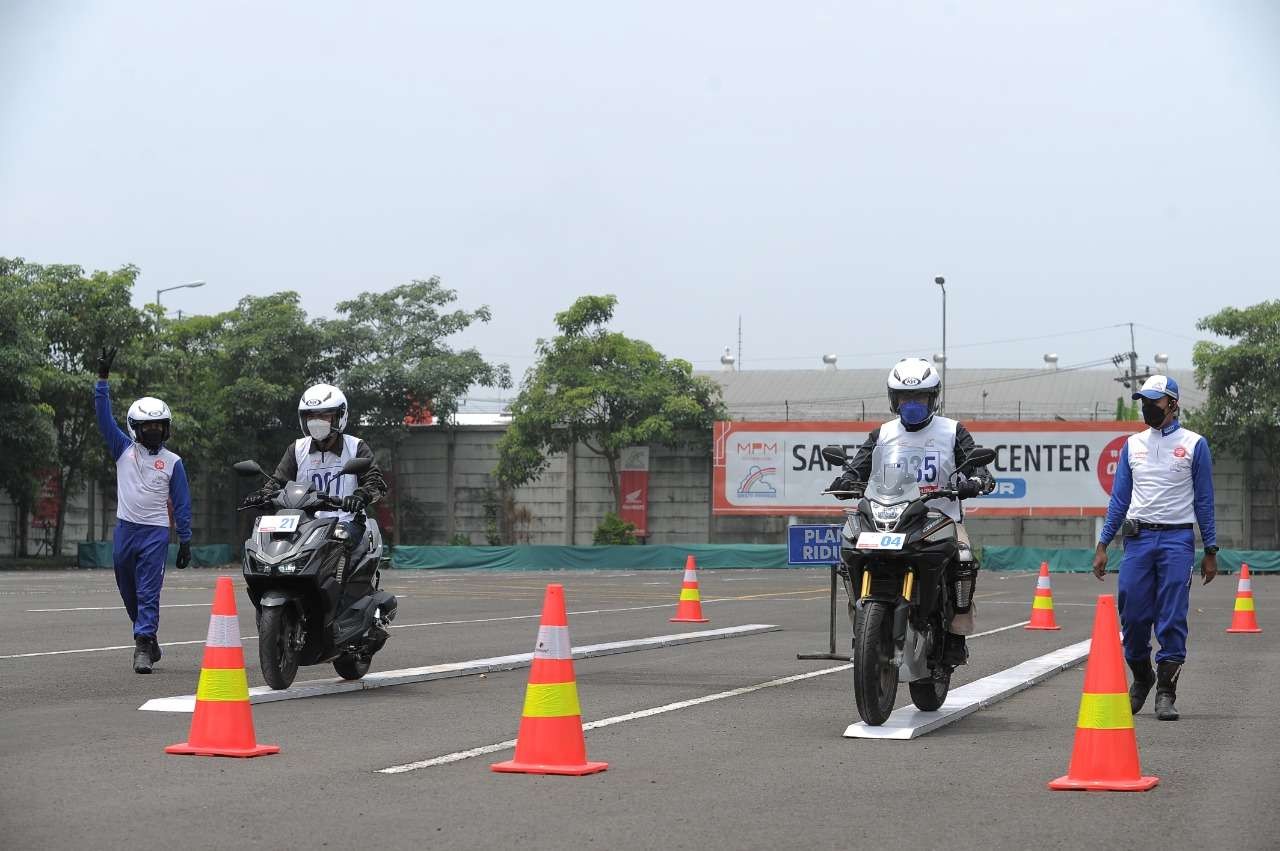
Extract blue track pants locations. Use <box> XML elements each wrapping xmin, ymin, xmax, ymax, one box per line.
<box><xmin>113</xmin><ymin>520</ymin><xmax>169</xmax><ymax>639</ymax></box>
<box><xmin>1117</xmin><ymin>527</ymin><xmax>1195</xmax><ymax>663</ymax></box>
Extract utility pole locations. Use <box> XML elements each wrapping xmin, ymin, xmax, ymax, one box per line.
<box><xmin>1111</xmin><ymin>323</ymin><xmax>1151</xmax><ymax>415</ymax></box>
<box><xmin>737</xmin><ymin>315</ymin><xmax>742</xmax><ymax>371</ymax></box>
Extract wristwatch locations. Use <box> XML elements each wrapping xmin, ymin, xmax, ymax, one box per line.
<box><xmin>1203</xmin><ymin>545</ymin><xmax>1220</xmax><ymax>555</ymax></box>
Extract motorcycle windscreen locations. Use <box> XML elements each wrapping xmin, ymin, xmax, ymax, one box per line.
<box><xmin>867</xmin><ymin>444</ymin><xmax>923</xmax><ymax>504</ymax></box>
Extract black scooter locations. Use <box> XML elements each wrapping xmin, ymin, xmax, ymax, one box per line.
<box><xmin>234</xmin><ymin>456</ymin><xmax>397</xmax><ymax>689</ymax></box>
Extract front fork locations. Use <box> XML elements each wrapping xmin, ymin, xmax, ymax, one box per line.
<box><xmin>846</xmin><ymin>566</ymin><xmax>916</xmax><ymax>654</ymax></box>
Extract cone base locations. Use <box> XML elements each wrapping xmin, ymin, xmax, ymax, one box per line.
<box><xmin>1226</xmin><ymin>626</ymin><xmax>1263</xmax><ymax>633</ymax></box>
<box><xmin>1048</xmin><ymin>774</ymin><xmax>1158</xmax><ymax>792</ymax></box>
<box><xmin>1025</xmin><ymin>624</ymin><xmax>1061</xmax><ymax>631</ymax></box>
<box><xmin>165</xmin><ymin>741</ymin><xmax>280</xmax><ymax>758</ymax></box>
<box><xmin>491</xmin><ymin>759</ymin><xmax>608</xmax><ymax>776</ymax></box>
<box><xmin>670</xmin><ymin>616</ymin><xmax>709</xmax><ymax>623</ymax></box>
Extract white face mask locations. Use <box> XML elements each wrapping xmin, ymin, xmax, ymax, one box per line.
<box><xmin>307</xmin><ymin>418</ymin><xmax>333</xmax><ymax>441</ymax></box>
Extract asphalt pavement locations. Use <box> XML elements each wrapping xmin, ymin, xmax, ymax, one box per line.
<box><xmin>2</xmin><ymin>566</ymin><xmax>1276</xmax><ymax>850</ymax></box>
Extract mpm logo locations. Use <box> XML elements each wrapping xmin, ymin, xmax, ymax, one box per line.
<box><xmin>737</xmin><ymin>441</ymin><xmax>778</xmax><ymax>457</ymax></box>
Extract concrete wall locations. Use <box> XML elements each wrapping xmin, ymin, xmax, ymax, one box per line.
<box><xmin>5</xmin><ymin>426</ymin><xmax>1276</xmax><ymax>556</ymax></box>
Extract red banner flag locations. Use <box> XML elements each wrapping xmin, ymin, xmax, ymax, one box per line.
<box><xmin>618</xmin><ymin>447</ymin><xmax>649</xmax><ymax>537</ymax></box>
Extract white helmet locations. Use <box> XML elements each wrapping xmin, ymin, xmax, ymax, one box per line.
<box><xmin>127</xmin><ymin>397</ymin><xmax>172</xmax><ymax>445</ymax></box>
<box><xmin>297</xmin><ymin>383</ymin><xmax>348</xmax><ymax>436</ymax></box>
<box><xmin>886</xmin><ymin>358</ymin><xmax>941</xmax><ymax>426</ymax></box>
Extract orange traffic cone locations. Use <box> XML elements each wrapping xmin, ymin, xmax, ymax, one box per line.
<box><xmin>1226</xmin><ymin>563</ymin><xmax>1263</xmax><ymax>634</ymax></box>
<box><xmin>166</xmin><ymin>576</ymin><xmax>280</xmax><ymax>758</ymax></box>
<box><xmin>669</xmin><ymin>554</ymin><xmax>709</xmax><ymax>623</ymax></box>
<box><xmin>1049</xmin><ymin>594</ymin><xmax>1158</xmax><ymax>792</ymax></box>
<box><xmin>1025</xmin><ymin>562</ymin><xmax>1061</xmax><ymax>630</ymax></box>
<box><xmin>491</xmin><ymin>584</ymin><xmax>607</xmax><ymax>776</ymax></box>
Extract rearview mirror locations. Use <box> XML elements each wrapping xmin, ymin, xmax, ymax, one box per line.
<box><xmin>959</xmin><ymin>447</ymin><xmax>996</xmax><ymax>473</ymax></box>
<box><xmin>342</xmin><ymin>457</ymin><xmax>373</xmax><ymax>476</ymax></box>
<box><xmin>233</xmin><ymin>460</ymin><xmax>264</xmax><ymax>477</ymax></box>
<box><xmin>820</xmin><ymin>446</ymin><xmax>848</xmax><ymax>467</ymax></box>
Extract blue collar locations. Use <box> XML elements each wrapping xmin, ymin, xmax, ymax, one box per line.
<box><xmin>1160</xmin><ymin>419</ymin><xmax>1181</xmax><ymax>437</ymax></box>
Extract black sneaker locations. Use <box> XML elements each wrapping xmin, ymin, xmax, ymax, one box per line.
<box><xmin>133</xmin><ymin>638</ymin><xmax>153</xmax><ymax>674</ymax></box>
<box><xmin>148</xmin><ymin>636</ymin><xmax>162</xmax><ymax>664</ymax></box>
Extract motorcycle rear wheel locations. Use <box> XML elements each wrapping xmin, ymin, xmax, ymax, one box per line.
<box><xmin>853</xmin><ymin>600</ymin><xmax>898</xmax><ymax>725</ymax></box>
<box><xmin>908</xmin><ymin>673</ymin><xmax>950</xmax><ymax>711</ymax></box>
<box><xmin>259</xmin><ymin>606</ymin><xmax>300</xmax><ymax>690</ymax></box>
<box><xmin>333</xmin><ymin>652</ymin><xmax>371</xmax><ymax>681</ymax></box>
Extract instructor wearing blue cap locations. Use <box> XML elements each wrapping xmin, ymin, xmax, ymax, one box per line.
<box><xmin>1093</xmin><ymin>373</ymin><xmax>1218</xmax><ymax>721</ymax></box>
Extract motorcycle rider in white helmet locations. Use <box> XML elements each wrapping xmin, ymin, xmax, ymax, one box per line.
<box><xmin>94</xmin><ymin>347</ymin><xmax>193</xmax><ymax>674</ymax></box>
<box><xmin>240</xmin><ymin>384</ymin><xmax>387</xmax><ymax>591</ymax></box>
<box><xmin>829</xmin><ymin>357</ymin><xmax>996</xmax><ymax>669</ymax></box>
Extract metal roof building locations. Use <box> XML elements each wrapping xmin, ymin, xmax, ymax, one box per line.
<box><xmin>697</xmin><ymin>366</ymin><xmax>1201</xmax><ymax>422</ymax></box>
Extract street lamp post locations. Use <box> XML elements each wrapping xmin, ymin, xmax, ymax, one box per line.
<box><xmin>157</xmin><ymin>280</ymin><xmax>206</xmax><ymax>314</ymax></box>
<box><xmin>934</xmin><ymin>276</ymin><xmax>947</xmax><ymax>411</ymax></box>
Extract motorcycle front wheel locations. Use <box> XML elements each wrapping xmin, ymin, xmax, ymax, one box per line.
<box><xmin>258</xmin><ymin>606</ymin><xmax>300</xmax><ymax>690</ymax></box>
<box><xmin>853</xmin><ymin>599</ymin><xmax>898</xmax><ymax>725</ymax></box>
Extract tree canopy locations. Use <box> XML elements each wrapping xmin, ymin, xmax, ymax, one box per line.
<box><xmin>3</xmin><ymin>257</ymin><xmax>506</xmax><ymax>554</ymax></box>
<box><xmin>495</xmin><ymin>294</ymin><xmax>725</xmax><ymax>513</ymax></box>
<box><xmin>1188</xmin><ymin>300</ymin><xmax>1280</xmax><ymax>547</ymax></box>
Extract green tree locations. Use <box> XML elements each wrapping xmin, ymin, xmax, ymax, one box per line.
<box><xmin>319</xmin><ymin>277</ymin><xmax>511</xmax><ymax>545</ymax></box>
<box><xmin>19</xmin><ymin>260</ymin><xmax>149</xmax><ymax>555</ymax></box>
<box><xmin>495</xmin><ymin>295</ymin><xmax>725</xmax><ymax>512</ymax></box>
<box><xmin>0</xmin><ymin>262</ymin><xmax>58</xmax><ymax>554</ymax></box>
<box><xmin>1188</xmin><ymin>300</ymin><xmax>1280</xmax><ymax>548</ymax></box>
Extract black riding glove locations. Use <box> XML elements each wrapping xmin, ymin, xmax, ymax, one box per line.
<box><xmin>957</xmin><ymin>478</ymin><xmax>983</xmax><ymax>499</ymax></box>
<box><xmin>828</xmin><ymin>473</ymin><xmax>860</xmax><ymax>500</ymax></box>
<box><xmin>175</xmin><ymin>541</ymin><xmax>192</xmax><ymax>569</ymax></box>
<box><xmin>97</xmin><ymin>346</ymin><xmax>117</xmax><ymax>379</ymax></box>
<box><xmin>239</xmin><ymin>489</ymin><xmax>273</xmax><ymax>510</ymax></box>
<box><xmin>342</xmin><ymin>492</ymin><xmax>367</xmax><ymax>514</ymax></box>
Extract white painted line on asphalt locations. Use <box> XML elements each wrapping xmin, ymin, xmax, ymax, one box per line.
<box><xmin>25</xmin><ymin>603</ymin><xmax>212</xmax><ymax>613</ymax></box>
<box><xmin>139</xmin><ymin>624</ymin><xmax>782</xmax><ymax>713</ymax></box>
<box><xmin>982</xmin><ymin>599</ymin><xmax>1096</xmax><ymax>607</ymax></box>
<box><xmin>842</xmin><ymin>638</ymin><xmax>1091</xmax><ymax>740</ymax></box>
<box><xmin>377</xmin><ymin>619</ymin><xmax>1037</xmax><ymax>774</ymax></box>
<box><xmin>969</xmin><ymin>620</ymin><xmax>1030</xmax><ymax>638</ymax></box>
<box><xmin>379</xmin><ymin>664</ymin><xmax>848</xmax><ymax>774</ymax></box>
<box><xmin>389</xmin><ymin>601</ymin><xmax>678</xmax><ymax>630</ymax></box>
<box><xmin>0</xmin><ymin>637</ymin><xmax>243</xmax><ymax>659</ymax></box>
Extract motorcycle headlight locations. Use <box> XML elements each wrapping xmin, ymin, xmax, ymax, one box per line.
<box><xmin>870</xmin><ymin>502</ymin><xmax>905</xmax><ymax>523</ymax></box>
<box><xmin>276</xmin><ymin>560</ymin><xmax>301</xmax><ymax>574</ymax></box>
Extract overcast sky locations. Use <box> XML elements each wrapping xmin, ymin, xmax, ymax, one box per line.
<box><xmin>4</xmin><ymin>1</ymin><xmax>1278</xmax><ymax>406</ymax></box>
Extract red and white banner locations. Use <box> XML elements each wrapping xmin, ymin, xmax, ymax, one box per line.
<box><xmin>712</xmin><ymin>421</ymin><xmax>1144</xmax><ymax>517</ymax></box>
<box><xmin>618</xmin><ymin>446</ymin><xmax>650</xmax><ymax>536</ymax></box>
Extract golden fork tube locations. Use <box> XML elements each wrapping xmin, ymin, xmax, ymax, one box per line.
<box><xmin>860</xmin><ymin>570</ymin><xmax>871</xmax><ymax>598</ymax></box>
<box><xmin>902</xmin><ymin>569</ymin><xmax>914</xmax><ymax>602</ymax></box>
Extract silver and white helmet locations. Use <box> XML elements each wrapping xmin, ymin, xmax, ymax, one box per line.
<box><xmin>886</xmin><ymin>358</ymin><xmax>941</xmax><ymax>421</ymax></box>
<box><xmin>126</xmin><ymin>397</ymin><xmax>172</xmax><ymax>443</ymax></box>
<box><xmin>297</xmin><ymin>383</ymin><xmax>348</xmax><ymax>435</ymax></box>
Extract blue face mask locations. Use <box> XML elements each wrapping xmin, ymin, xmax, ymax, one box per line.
<box><xmin>898</xmin><ymin>400</ymin><xmax>930</xmax><ymax>426</ymax></box>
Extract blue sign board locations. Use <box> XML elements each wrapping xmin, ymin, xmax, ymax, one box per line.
<box><xmin>787</xmin><ymin>524</ymin><xmax>844</xmax><ymax>565</ymax></box>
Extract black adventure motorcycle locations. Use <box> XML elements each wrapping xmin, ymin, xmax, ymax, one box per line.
<box><xmin>234</xmin><ymin>456</ymin><xmax>397</xmax><ymax>689</ymax></box>
<box><xmin>821</xmin><ymin>443</ymin><xmax>997</xmax><ymax>726</ymax></box>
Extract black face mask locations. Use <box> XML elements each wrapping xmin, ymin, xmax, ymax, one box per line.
<box><xmin>139</xmin><ymin>424</ymin><xmax>167</xmax><ymax>451</ymax></box>
<box><xmin>1141</xmin><ymin>401</ymin><xmax>1169</xmax><ymax>429</ymax></box>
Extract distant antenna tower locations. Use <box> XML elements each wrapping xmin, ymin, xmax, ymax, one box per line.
<box><xmin>737</xmin><ymin>314</ymin><xmax>742</xmax><ymax>371</ymax></box>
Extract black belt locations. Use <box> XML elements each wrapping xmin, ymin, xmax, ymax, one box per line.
<box><xmin>1134</xmin><ymin>522</ymin><xmax>1193</xmax><ymax>531</ymax></box>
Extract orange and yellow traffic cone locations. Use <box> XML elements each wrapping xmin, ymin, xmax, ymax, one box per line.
<box><xmin>491</xmin><ymin>584</ymin><xmax>607</xmax><ymax>776</ymax></box>
<box><xmin>1025</xmin><ymin>562</ymin><xmax>1061</xmax><ymax>630</ymax></box>
<box><xmin>1226</xmin><ymin>563</ymin><xmax>1263</xmax><ymax>634</ymax></box>
<box><xmin>669</xmin><ymin>554</ymin><xmax>709</xmax><ymax>623</ymax></box>
<box><xmin>1049</xmin><ymin>594</ymin><xmax>1158</xmax><ymax>792</ymax></box>
<box><xmin>166</xmin><ymin>576</ymin><xmax>280</xmax><ymax>758</ymax></box>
